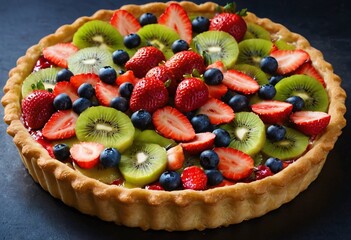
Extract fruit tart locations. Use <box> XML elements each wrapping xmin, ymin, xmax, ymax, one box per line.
<box><xmin>1</xmin><ymin>1</ymin><xmax>346</xmax><ymax>231</ymax></box>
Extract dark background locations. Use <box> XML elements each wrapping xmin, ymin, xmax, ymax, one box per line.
<box><xmin>0</xmin><ymin>0</ymin><xmax>350</xmax><ymax>239</ymax></box>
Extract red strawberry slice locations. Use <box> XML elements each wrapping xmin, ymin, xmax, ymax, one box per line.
<box><xmin>53</xmin><ymin>81</ymin><xmax>79</xmax><ymax>102</ymax></box>
<box><xmin>42</xmin><ymin>43</ymin><xmax>79</xmax><ymax>68</ymax></box>
<box><xmin>158</xmin><ymin>3</ymin><xmax>192</xmax><ymax>43</ymax></box>
<box><xmin>270</xmin><ymin>49</ymin><xmax>310</xmax><ymax>75</ymax></box>
<box><xmin>251</xmin><ymin>100</ymin><xmax>293</xmax><ymax>124</ymax></box>
<box><xmin>197</xmin><ymin>98</ymin><xmax>235</xmax><ymax>125</ymax></box>
<box><xmin>95</xmin><ymin>81</ymin><xmax>119</xmax><ymax>106</ymax></box>
<box><xmin>166</xmin><ymin>145</ymin><xmax>185</xmax><ymax>171</ymax></box>
<box><xmin>207</xmin><ymin>83</ymin><xmax>228</xmax><ymax>99</ymax></box>
<box><xmin>289</xmin><ymin>111</ymin><xmax>331</xmax><ymax>136</ymax></box>
<box><xmin>214</xmin><ymin>147</ymin><xmax>254</xmax><ymax>181</ymax></box>
<box><xmin>110</xmin><ymin>9</ymin><xmax>141</xmax><ymax>36</ymax></box>
<box><xmin>181</xmin><ymin>132</ymin><xmax>215</xmax><ymax>155</ymax></box>
<box><xmin>42</xmin><ymin>110</ymin><xmax>78</xmax><ymax>140</ymax></box>
<box><xmin>152</xmin><ymin>106</ymin><xmax>195</xmax><ymax>142</ymax></box>
<box><xmin>206</xmin><ymin>61</ymin><xmax>226</xmax><ymax>73</ymax></box>
<box><xmin>294</xmin><ymin>62</ymin><xmax>326</xmax><ymax>87</ymax></box>
<box><xmin>70</xmin><ymin>142</ymin><xmax>105</xmax><ymax>169</ymax></box>
<box><xmin>116</xmin><ymin>70</ymin><xmax>139</xmax><ymax>86</ymax></box>
<box><xmin>181</xmin><ymin>166</ymin><xmax>207</xmax><ymax>190</ymax></box>
<box><xmin>222</xmin><ymin>69</ymin><xmax>260</xmax><ymax>94</ymax></box>
<box><xmin>70</xmin><ymin>73</ymin><xmax>100</xmax><ymax>89</ymax></box>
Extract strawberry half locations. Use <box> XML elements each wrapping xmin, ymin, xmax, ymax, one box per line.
<box><xmin>214</xmin><ymin>147</ymin><xmax>254</xmax><ymax>181</ymax></box>
<box><xmin>197</xmin><ymin>98</ymin><xmax>235</xmax><ymax>125</ymax></box>
<box><xmin>152</xmin><ymin>106</ymin><xmax>195</xmax><ymax>142</ymax></box>
<box><xmin>166</xmin><ymin>145</ymin><xmax>185</xmax><ymax>171</ymax></box>
<box><xmin>42</xmin><ymin>110</ymin><xmax>78</xmax><ymax>140</ymax></box>
<box><xmin>222</xmin><ymin>69</ymin><xmax>260</xmax><ymax>94</ymax></box>
<box><xmin>53</xmin><ymin>81</ymin><xmax>79</xmax><ymax>102</ymax></box>
<box><xmin>95</xmin><ymin>81</ymin><xmax>119</xmax><ymax>106</ymax></box>
<box><xmin>70</xmin><ymin>73</ymin><xmax>100</xmax><ymax>90</ymax></box>
<box><xmin>42</xmin><ymin>43</ymin><xmax>79</xmax><ymax>68</ymax></box>
<box><xmin>290</xmin><ymin>111</ymin><xmax>331</xmax><ymax>136</ymax></box>
<box><xmin>181</xmin><ymin>132</ymin><xmax>215</xmax><ymax>155</ymax></box>
<box><xmin>158</xmin><ymin>3</ymin><xmax>192</xmax><ymax>43</ymax></box>
<box><xmin>207</xmin><ymin>84</ymin><xmax>228</xmax><ymax>99</ymax></box>
<box><xmin>270</xmin><ymin>49</ymin><xmax>310</xmax><ymax>75</ymax></box>
<box><xmin>251</xmin><ymin>100</ymin><xmax>293</xmax><ymax>124</ymax></box>
<box><xmin>70</xmin><ymin>142</ymin><xmax>105</xmax><ymax>169</ymax></box>
<box><xmin>181</xmin><ymin>166</ymin><xmax>207</xmax><ymax>190</ymax></box>
<box><xmin>116</xmin><ymin>70</ymin><xmax>139</xmax><ymax>86</ymax></box>
<box><xmin>110</xmin><ymin>9</ymin><xmax>141</xmax><ymax>36</ymax></box>
<box><xmin>206</xmin><ymin>61</ymin><xmax>226</xmax><ymax>73</ymax></box>
<box><xmin>294</xmin><ymin>61</ymin><xmax>326</xmax><ymax>87</ymax></box>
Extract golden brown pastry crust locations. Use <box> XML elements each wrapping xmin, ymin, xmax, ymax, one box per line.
<box><xmin>1</xmin><ymin>1</ymin><xmax>347</xmax><ymax>231</ymax></box>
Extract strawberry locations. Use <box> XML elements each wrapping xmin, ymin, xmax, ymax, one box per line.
<box><xmin>42</xmin><ymin>110</ymin><xmax>78</xmax><ymax>140</ymax></box>
<box><xmin>152</xmin><ymin>106</ymin><xmax>195</xmax><ymax>142</ymax></box>
<box><xmin>208</xmin><ymin>179</ymin><xmax>235</xmax><ymax>188</ymax></box>
<box><xmin>145</xmin><ymin>65</ymin><xmax>177</xmax><ymax>95</ymax></box>
<box><xmin>214</xmin><ymin>147</ymin><xmax>254</xmax><ymax>181</ymax></box>
<box><xmin>207</xmin><ymin>84</ymin><xmax>228</xmax><ymax>99</ymax></box>
<box><xmin>53</xmin><ymin>81</ymin><xmax>79</xmax><ymax>102</ymax></box>
<box><xmin>166</xmin><ymin>145</ymin><xmax>185</xmax><ymax>171</ymax></box>
<box><xmin>95</xmin><ymin>81</ymin><xmax>119</xmax><ymax>106</ymax></box>
<box><xmin>206</xmin><ymin>61</ymin><xmax>226</xmax><ymax>73</ymax></box>
<box><xmin>22</xmin><ymin>90</ymin><xmax>55</xmax><ymax>130</ymax></box>
<box><xmin>165</xmin><ymin>51</ymin><xmax>206</xmax><ymax>81</ymax></box>
<box><xmin>42</xmin><ymin>43</ymin><xmax>78</xmax><ymax>68</ymax></box>
<box><xmin>255</xmin><ymin>165</ymin><xmax>273</xmax><ymax>180</ymax></box>
<box><xmin>222</xmin><ymin>69</ymin><xmax>260</xmax><ymax>94</ymax></box>
<box><xmin>174</xmin><ymin>77</ymin><xmax>209</xmax><ymax>112</ymax></box>
<box><xmin>116</xmin><ymin>70</ymin><xmax>139</xmax><ymax>86</ymax></box>
<box><xmin>110</xmin><ymin>9</ymin><xmax>141</xmax><ymax>36</ymax></box>
<box><xmin>70</xmin><ymin>73</ymin><xmax>100</xmax><ymax>90</ymax></box>
<box><xmin>197</xmin><ymin>98</ymin><xmax>235</xmax><ymax>125</ymax></box>
<box><xmin>125</xmin><ymin>46</ymin><xmax>166</xmax><ymax>78</ymax></box>
<box><xmin>251</xmin><ymin>100</ymin><xmax>293</xmax><ymax>124</ymax></box>
<box><xmin>270</xmin><ymin>49</ymin><xmax>310</xmax><ymax>75</ymax></box>
<box><xmin>181</xmin><ymin>166</ymin><xmax>207</xmax><ymax>190</ymax></box>
<box><xmin>33</xmin><ymin>56</ymin><xmax>53</xmax><ymax>71</ymax></box>
<box><xmin>181</xmin><ymin>132</ymin><xmax>215</xmax><ymax>155</ymax></box>
<box><xmin>158</xmin><ymin>3</ymin><xmax>192</xmax><ymax>43</ymax></box>
<box><xmin>30</xmin><ymin>130</ymin><xmax>55</xmax><ymax>158</ymax></box>
<box><xmin>70</xmin><ymin>142</ymin><xmax>105</xmax><ymax>169</ymax></box>
<box><xmin>294</xmin><ymin>62</ymin><xmax>326</xmax><ymax>87</ymax></box>
<box><xmin>129</xmin><ymin>77</ymin><xmax>169</xmax><ymax>113</ymax></box>
<box><xmin>144</xmin><ymin>182</ymin><xmax>164</xmax><ymax>191</ymax></box>
<box><xmin>289</xmin><ymin>111</ymin><xmax>331</xmax><ymax>136</ymax></box>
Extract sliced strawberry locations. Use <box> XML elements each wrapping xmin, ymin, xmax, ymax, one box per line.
<box><xmin>95</xmin><ymin>81</ymin><xmax>119</xmax><ymax>106</ymax></box>
<box><xmin>42</xmin><ymin>43</ymin><xmax>79</xmax><ymax>68</ymax></box>
<box><xmin>42</xmin><ymin>110</ymin><xmax>78</xmax><ymax>140</ymax></box>
<box><xmin>70</xmin><ymin>73</ymin><xmax>100</xmax><ymax>89</ymax></box>
<box><xmin>181</xmin><ymin>166</ymin><xmax>207</xmax><ymax>190</ymax></box>
<box><xmin>290</xmin><ymin>111</ymin><xmax>331</xmax><ymax>136</ymax></box>
<box><xmin>158</xmin><ymin>3</ymin><xmax>192</xmax><ymax>43</ymax></box>
<box><xmin>181</xmin><ymin>132</ymin><xmax>215</xmax><ymax>155</ymax></box>
<box><xmin>251</xmin><ymin>100</ymin><xmax>293</xmax><ymax>124</ymax></box>
<box><xmin>294</xmin><ymin>61</ymin><xmax>326</xmax><ymax>87</ymax></box>
<box><xmin>70</xmin><ymin>142</ymin><xmax>105</xmax><ymax>169</ymax></box>
<box><xmin>207</xmin><ymin>84</ymin><xmax>228</xmax><ymax>99</ymax></box>
<box><xmin>270</xmin><ymin>49</ymin><xmax>310</xmax><ymax>75</ymax></box>
<box><xmin>166</xmin><ymin>145</ymin><xmax>185</xmax><ymax>171</ymax></box>
<box><xmin>208</xmin><ymin>179</ymin><xmax>235</xmax><ymax>188</ymax></box>
<box><xmin>206</xmin><ymin>61</ymin><xmax>226</xmax><ymax>73</ymax></box>
<box><xmin>197</xmin><ymin>98</ymin><xmax>235</xmax><ymax>125</ymax></box>
<box><xmin>214</xmin><ymin>147</ymin><xmax>254</xmax><ymax>181</ymax></box>
<box><xmin>110</xmin><ymin>9</ymin><xmax>141</xmax><ymax>36</ymax></box>
<box><xmin>116</xmin><ymin>70</ymin><xmax>139</xmax><ymax>86</ymax></box>
<box><xmin>152</xmin><ymin>106</ymin><xmax>195</xmax><ymax>142</ymax></box>
<box><xmin>53</xmin><ymin>81</ymin><xmax>79</xmax><ymax>102</ymax></box>
<box><xmin>222</xmin><ymin>69</ymin><xmax>260</xmax><ymax>94</ymax></box>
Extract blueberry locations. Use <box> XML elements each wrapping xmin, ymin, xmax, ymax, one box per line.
<box><xmin>200</xmin><ymin>150</ymin><xmax>220</xmax><ymax>169</ymax></box>
<box><xmin>265</xmin><ymin>157</ymin><xmax>283</xmax><ymax>173</ymax></box>
<box><xmin>53</xmin><ymin>143</ymin><xmax>70</xmax><ymax>161</ymax></box>
<box><xmin>228</xmin><ymin>94</ymin><xmax>249</xmax><ymax>112</ymax></box>
<box><xmin>110</xmin><ymin>96</ymin><xmax>129</xmax><ymax>112</ymax></box>
<box><xmin>185</xmin><ymin>110</ymin><xmax>197</xmax><ymax>121</ymax></box>
<box><xmin>78</xmin><ymin>83</ymin><xmax>95</xmax><ymax>99</ymax></box>
<box><xmin>286</xmin><ymin>96</ymin><xmax>305</xmax><ymax>112</ymax></box>
<box><xmin>124</xmin><ymin>33</ymin><xmax>141</xmax><ymax>49</ymax></box>
<box><xmin>56</xmin><ymin>69</ymin><xmax>74</xmax><ymax>82</ymax></box>
<box><xmin>205</xmin><ymin>169</ymin><xmax>224</xmax><ymax>186</ymax></box>
<box><xmin>203</xmin><ymin>68</ymin><xmax>223</xmax><ymax>85</ymax></box>
<box><xmin>118</xmin><ymin>82</ymin><xmax>134</xmax><ymax>99</ymax></box>
<box><xmin>258</xmin><ymin>84</ymin><xmax>276</xmax><ymax>100</ymax></box>
<box><xmin>53</xmin><ymin>93</ymin><xmax>72</xmax><ymax>110</ymax></box>
<box><xmin>192</xmin><ymin>16</ymin><xmax>210</xmax><ymax>33</ymax></box>
<box><xmin>266</xmin><ymin>124</ymin><xmax>286</xmax><ymax>142</ymax></box>
<box><xmin>269</xmin><ymin>75</ymin><xmax>284</xmax><ymax>85</ymax></box>
<box><xmin>221</xmin><ymin>89</ymin><xmax>236</xmax><ymax>103</ymax></box>
<box><xmin>118</xmin><ymin>69</ymin><xmax>126</xmax><ymax>75</ymax></box>
<box><xmin>190</xmin><ymin>114</ymin><xmax>212</xmax><ymax>133</ymax></box>
<box><xmin>112</xmin><ymin>49</ymin><xmax>130</xmax><ymax>66</ymax></box>
<box><xmin>159</xmin><ymin>171</ymin><xmax>181</xmax><ymax>191</ymax></box>
<box><xmin>139</xmin><ymin>12</ymin><xmax>157</xmax><ymax>26</ymax></box>
<box><xmin>260</xmin><ymin>56</ymin><xmax>278</xmax><ymax>74</ymax></box>
<box><xmin>131</xmin><ymin>109</ymin><xmax>152</xmax><ymax>130</ymax></box>
<box><xmin>72</xmin><ymin>97</ymin><xmax>92</xmax><ymax>114</ymax></box>
<box><xmin>100</xmin><ymin>148</ymin><xmax>121</xmax><ymax>168</ymax></box>
<box><xmin>99</xmin><ymin>66</ymin><xmax>117</xmax><ymax>84</ymax></box>
<box><xmin>212</xmin><ymin>128</ymin><xmax>231</xmax><ymax>147</ymax></box>
<box><xmin>171</xmin><ymin>39</ymin><xmax>189</xmax><ymax>53</ymax></box>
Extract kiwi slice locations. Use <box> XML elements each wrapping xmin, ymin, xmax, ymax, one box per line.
<box><xmin>191</xmin><ymin>30</ymin><xmax>239</xmax><ymax>69</ymax></box>
<box><xmin>253</xmin><ymin>152</ymin><xmax>264</xmax><ymax>166</ymax></box>
<box><xmin>137</xmin><ymin>24</ymin><xmax>180</xmax><ymax>59</ymax></box>
<box><xmin>220</xmin><ymin>112</ymin><xmax>266</xmax><ymax>156</ymax></box>
<box><xmin>233</xmin><ymin>64</ymin><xmax>269</xmax><ymax>85</ymax></box>
<box><xmin>274</xmin><ymin>74</ymin><xmax>329</xmax><ymax>112</ymax></box>
<box><xmin>237</xmin><ymin>39</ymin><xmax>273</xmax><ymax>67</ymax></box>
<box><xmin>73</xmin><ymin>20</ymin><xmax>124</xmax><ymax>52</ymax></box>
<box><xmin>21</xmin><ymin>68</ymin><xmax>60</xmax><ymax>98</ymax></box>
<box><xmin>75</xmin><ymin>106</ymin><xmax>134</xmax><ymax>152</ymax></box>
<box><xmin>119</xmin><ymin>143</ymin><xmax>167</xmax><ymax>186</ymax></box>
<box><xmin>134</xmin><ymin>129</ymin><xmax>176</xmax><ymax>149</ymax></box>
<box><xmin>243</xmin><ymin>23</ymin><xmax>271</xmax><ymax>41</ymax></box>
<box><xmin>262</xmin><ymin>127</ymin><xmax>309</xmax><ymax>160</ymax></box>
<box><xmin>274</xmin><ymin>39</ymin><xmax>296</xmax><ymax>50</ymax></box>
<box><xmin>73</xmin><ymin>162</ymin><xmax>123</xmax><ymax>184</ymax></box>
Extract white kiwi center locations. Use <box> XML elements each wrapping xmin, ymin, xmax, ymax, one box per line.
<box><xmin>235</xmin><ymin>127</ymin><xmax>249</xmax><ymax>141</ymax></box>
<box><xmin>136</xmin><ymin>152</ymin><xmax>149</xmax><ymax>165</ymax></box>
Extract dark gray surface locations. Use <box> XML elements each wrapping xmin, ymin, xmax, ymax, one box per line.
<box><xmin>1</xmin><ymin>0</ymin><xmax>350</xmax><ymax>239</ymax></box>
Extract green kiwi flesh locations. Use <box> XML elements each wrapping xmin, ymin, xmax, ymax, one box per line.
<box><xmin>233</xmin><ymin>64</ymin><xmax>269</xmax><ymax>85</ymax></box>
<box><xmin>237</xmin><ymin>39</ymin><xmax>273</xmax><ymax>67</ymax></box>
<box><xmin>134</xmin><ymin>129</ymin><xmax>176</xmax><ymax>149</ymax></box>
<box><xmin>73</xmin><ymin>162</ymin><xmax>122</xmax><ymax>184</ymax></box>
<box><xmin>243</xmin><ymin>23</ymin><xmax>271</xmax><ymax>41</ymax></box>
<box><xmin>274</xmin><ymin>39</ymin><xmax>296</xmax><ymax>50</ymax></box>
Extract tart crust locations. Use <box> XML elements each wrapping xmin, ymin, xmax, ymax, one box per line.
<box><xmin>1</xmin><ymin>1</ymin><xmax>346</xmax><ymax>231</ymax></box>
